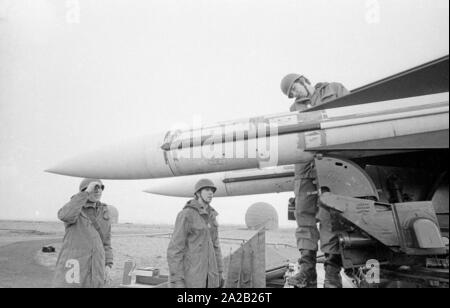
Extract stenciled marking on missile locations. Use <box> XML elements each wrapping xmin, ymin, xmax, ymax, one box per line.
<box><xmin>295</xmin><ymin>109</ymin><xmax>328</xmax><ymax>122</ymax></box>
<box><xmin>205</xmin><ymin>158</ymin><xmax>227</xmax><ymax>166</ymax></box>
<box><xmin>304</xmin><ymin>131</ymin><xmax>326</xmax><ymax>149</ymax></box>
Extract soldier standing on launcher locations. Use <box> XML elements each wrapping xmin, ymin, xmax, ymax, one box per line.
<box><xmin>280</xmin><ymin>74</ymin><xmax>349</xmax><ymax>288</ymax></box>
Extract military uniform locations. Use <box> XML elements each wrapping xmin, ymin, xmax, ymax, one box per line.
<box><xmin>167</xmin><ymin>199</ymin><xmax>224</xmax><ymax>288</ymax></box>
<box><xmin>290</xmin><ymin>82</ymin><xmax>349</xmax><ymax>112</ymax></box>
<box><xmin>291</xmin><ymin>82</ymin><xmax>349</xmax><ymax>254</ymax></box>
<box><xmin>53</xmin><ymin>192</ymin><xmax>113</xmax><ymax>288</ymax></box>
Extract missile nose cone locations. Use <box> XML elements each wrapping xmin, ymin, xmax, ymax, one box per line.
<box><xmin>144</xmin><ymin>173</ymin><xmax>229</xmax><ymax>198</ymax></box>
<box><xmin>144</xmin><ymin>177</ymin><xmax>194</xmax><ymax>197</ymax></box>
<box><xmin>143</xmin><ymin>182</ymin><xmax>173</xmax><ymax>196</ymax></box>
<box><xmin>45</xmin><ymin>135</ymin><xmax>173</xmax><ymax>179</ymax></box>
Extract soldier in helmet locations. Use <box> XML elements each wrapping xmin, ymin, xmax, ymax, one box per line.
<box><xmin>280</xmin><ymin>74</ymin><xmax>349</xmax><ymax>288</ymax></box>
<box><xmin>167</xmin><ymin>179</ymin><xmax>224</xmax><ymax>288</ymax></box>
<box><xmin>281</xmin><ymin>74</ymin><xmax>349</xmax><ymax>112</ymax></box>
<box><xmin>53</xmin><ymin>179</ymin><xmax>113</xmax><ymax>288</ymax></box>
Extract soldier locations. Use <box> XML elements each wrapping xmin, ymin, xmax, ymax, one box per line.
<box><xmin>167</xmin><ymin>179</ymin><xmax>224</xmax><ymax>288</ymax></box>
<box><xmin>53</xmin><ymin>179</ymin><xmax>113</xmax><ymax>288</ymax></box>
<box><xmin>280</xmin><ymin>74</ymin><xmax>349</xmax><ymax>288</ymax></box>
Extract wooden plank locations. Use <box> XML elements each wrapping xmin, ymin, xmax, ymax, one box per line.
<box><xmin>222</xmin><ymin>229</ymin><xmax>266</xmax><ymax>288</ymax></box>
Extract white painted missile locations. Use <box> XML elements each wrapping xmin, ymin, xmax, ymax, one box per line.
<box><xmin>46</xmin><ymin>93</ymin><xmax>449</xmax><ymax>180</ymax></box>
<box><xmin>144</xmin><ymin>156</ymin><xmax>381</xmax><ymax>199</ymax></box>
<box><xmin>144</xmin><ymin>165</ymin><xmax>295</xmax><ymax>197</ymax></box>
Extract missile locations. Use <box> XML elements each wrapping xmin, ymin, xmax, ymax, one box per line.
<box><xmin>143</xmin><ymin>155</ymin><xmax>381</xmax><ymax>199</ymax></box>
<box><xmin>144</xmin><ymin>165</ymin><xmax>295</xmax><ymax>197</ymax></box>
<box><xmin>46</xmin><ymin>92</ymin><xmax>449</xmax><ymax>180</ymax></box>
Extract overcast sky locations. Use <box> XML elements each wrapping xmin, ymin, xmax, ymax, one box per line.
<box><xmin>0</xmin><ymin>0</ymin><xmax>448</xmax><ymax>226</ymax></box>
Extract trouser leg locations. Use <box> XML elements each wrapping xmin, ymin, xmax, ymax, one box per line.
<box><xmin>294</xmin><ymin>176</ymin><xmax>320</xmax><ymax>251</ymax></box>
<box><xmin>318</xmin><ymin>208</ymin><xmax>341</xmax><ymax>254</ymax></box>
<box><xmin>318</xmin><ymin>201</ymin><xmax>343</xmax><ymax>288</ymax></box>
<box><xmin>289</xmin><ymin>161</ymin><xmax>320</xmax><ymax>288</ymax></box>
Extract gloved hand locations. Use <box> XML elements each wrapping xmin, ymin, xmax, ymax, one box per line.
<box><xmin>86</xmin><ymin>181</ymin><xmax>102</xmax><ymax>193</ymax></box>
<box><xmin>104</xmin><ymin>265</ymin><xmax>112</xmax><ymax>286</ymax></box>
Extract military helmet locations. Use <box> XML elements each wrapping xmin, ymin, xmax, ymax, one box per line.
<box><xmin>280</xmin><ymin>73</ymin><xmax>302</xmax><ymax>98</ymax></box>
<box><xmin>194</xmin><ymin>179</ymin><xmax>217</xmax><ymax>195</ymax></box>
<box><xmin>79</xmin><ymin>178</ymin><xmax>104</xmax><ymax>192</ymax></box>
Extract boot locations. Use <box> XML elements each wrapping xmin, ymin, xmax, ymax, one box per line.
<box><xmin>324</xmin><ymin>254</ymin><xmax>343</xmax><ymax>288</ymax></box>
<box><xmin>287</xmin><ymin>250</ymin><xmax>317</xmax><ymax>288</ymax></box>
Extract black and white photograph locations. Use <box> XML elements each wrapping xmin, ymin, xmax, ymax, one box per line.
<box><xmin>0</xmin><ymin>0</ymin><xmax>448</xmax><ymax>291</ymax></box>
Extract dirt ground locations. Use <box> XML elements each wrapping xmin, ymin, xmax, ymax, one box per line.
<box><xmin>0</xmin><ymin>220</ymin><xmax>298</xmax><ymax>288</ymax></box>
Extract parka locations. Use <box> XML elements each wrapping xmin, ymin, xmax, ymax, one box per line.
<box><xmin>167</xmin><ymin>199</ymin><xmax>223</xmax><ymax>288</ymax></box>
<box><xmin>290</xmin><ymin>82</ymin><xmax>349</xmax><ymax>112</ymax></box>
<box><xmin>52</xmin><ymin>192</ymin><xmax>113</xmax><ymax>288</ymax></box>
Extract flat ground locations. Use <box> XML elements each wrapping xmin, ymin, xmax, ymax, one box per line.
<box><xmin>0</xmin><ymin>220</ymin><xmax>301</xmax><ymax>288</ymax></box>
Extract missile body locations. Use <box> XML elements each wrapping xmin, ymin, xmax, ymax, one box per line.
<box><xmin>144</xmin><ymin>165</ymin><xmax>296</xmax><ymax>198</ymax></box>
<box><xmin>47</xmin><ymin>93</ymin><xmax>449</xmax><ymax>180</ymax></box>
<box><xmin>144</xmin><ymin>156</ymin><xmax>380</xmax><ymax>199</ymax></box>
